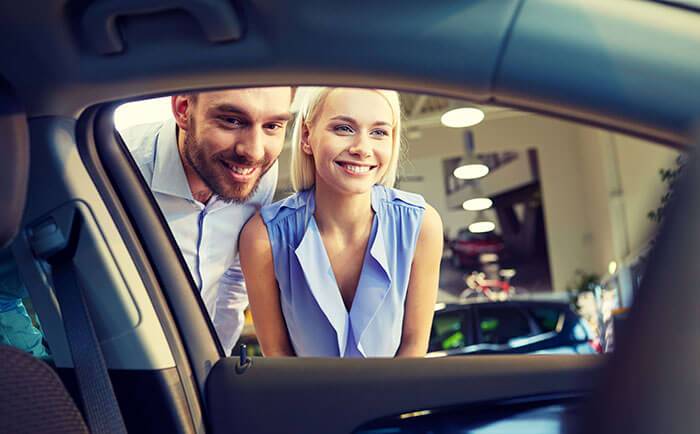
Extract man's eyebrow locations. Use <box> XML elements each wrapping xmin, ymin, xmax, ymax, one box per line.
<box><xmin>209</xmin><ymin>104</ymin><xmax>293</xmax><ymax>121</ymax></box>
<box><xmin>330</xmin><ymin>115</ymin><xmax>391</xmax><ymax>127</ymax></box>
<box><xmin>209</xmin><ymin>104</ymin><xmax>249</xmax><ymax>117</ymax></box>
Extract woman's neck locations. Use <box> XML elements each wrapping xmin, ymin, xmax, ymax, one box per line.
<box><xmin>314</xmin><ymin>183</ymin><xmax>374</xmax><ymax>240</ymax></box>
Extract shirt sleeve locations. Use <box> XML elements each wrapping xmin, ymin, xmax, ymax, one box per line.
<box><xmin>213</xmin><ymin>256</ymin><xmax>248</xmax><ymax>356</ymax></box>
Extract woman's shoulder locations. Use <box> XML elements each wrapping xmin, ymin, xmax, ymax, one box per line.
<box><xmin>260</xmin><ymin>189</ymin><xmax>312</xmax><ymax>225</ymax></box>
<box><xmin>373</xmin><ymin>185</ymin><xmax>426</xmax><ymax>210</ymax></box>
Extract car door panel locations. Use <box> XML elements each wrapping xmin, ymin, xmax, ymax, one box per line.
<box><xmin>205</xmin><ymin>355</ymin><xmax>601</xmax><ymax>434</ymax></box>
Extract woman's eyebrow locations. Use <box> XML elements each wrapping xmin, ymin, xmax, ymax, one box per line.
<box><xmin>330</xmin><ymin>115</ymin><xmax>391</xmax><ymax>127</ymax></box>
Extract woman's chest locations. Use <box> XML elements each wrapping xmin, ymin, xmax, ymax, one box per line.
<box><xmin>323</xmin><ymin>238</ymin><xmax>369</xmax><ymax>310</ymax></box>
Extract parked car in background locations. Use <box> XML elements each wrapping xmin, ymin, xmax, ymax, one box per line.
<box><xmin>449</xmin><ymin>229</ymin><xmax>505</xmax><ymax>269</ymax></box>
<box><xmin>428</xmin><ymin>296</ymin><xmax>601</xmax><ymax>357</ymax></box>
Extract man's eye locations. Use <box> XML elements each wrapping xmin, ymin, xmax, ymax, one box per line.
<box><xmin>219</xmin><ymin>116</ymin><xmax>244</xmax><ymax>127</ymax></box>
<box><xmin>334</xmin><ymin>124</ymin><xmax>354</xmax><ymax>134</ymax></box>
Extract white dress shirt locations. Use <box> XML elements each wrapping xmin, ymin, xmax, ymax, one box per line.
<box><xmin>121</xmin><ymin>119</ymin><xmax>277</xmax><ymax>355</ymax></box>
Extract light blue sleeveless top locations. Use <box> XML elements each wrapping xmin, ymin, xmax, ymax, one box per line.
<box><xmin>260</xmin><ymin>185</ymin><xmax>426</xmax><ymax>357</ymax></box>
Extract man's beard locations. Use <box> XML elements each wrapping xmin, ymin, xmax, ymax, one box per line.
<box><xmin>182</xmin><ymin>121</ymin><xmax>273</xmax><ymax>203</ymax></box>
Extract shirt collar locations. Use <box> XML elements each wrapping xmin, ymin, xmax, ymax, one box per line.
<box><xmin>151</xmin><ymin>118</ymin><xmax>195</xmax><ymax>201</ymax></box>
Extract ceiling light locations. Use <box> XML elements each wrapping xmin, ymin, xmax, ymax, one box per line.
<box><xmin>453</xmin><ymin>164</ymin><xmax>489</xmax><ymax>180</ymax></box>
<box><xmin>462</xmin><ymin>197</ymin><xmax>493</xmax><ymax>211</ymax></box>
<box><xmin>468</xmin><ymin>221</ymin><xmax>495</xmax><ymax>233</ymax></box>
<box><xmin>453</xmin><ymin>130</ymin><xmax>490</xmax><ymax>180</ymax></box>
<box><xmin>441</xmin><ymin>107</ymin><xmax>485</xmax><ymax>128</ymax></box>
<box><xmin>608</xmin><ymin>261</ymin><xmax>618</xmax><ymax>275</ymax></box>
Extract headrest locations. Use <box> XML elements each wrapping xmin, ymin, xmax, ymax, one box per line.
<box><xmin>0</xmin><ymin>77</ymin><xmax>29</xmax><ymax>248</ymax></box>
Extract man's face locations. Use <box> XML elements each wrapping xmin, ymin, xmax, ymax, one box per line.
<box><xmin>174</xmin><ymin>87</ymin><xmax>293</xmax><ymax>203</ymax></box>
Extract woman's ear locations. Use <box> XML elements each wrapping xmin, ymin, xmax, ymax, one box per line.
<box><xmin>301</xmin><ymin>123</ymin><xmax>313</xmax><ymax>155</ymax></box>
<box><xmin>172</xmin><ymin>95</ymin><xmax>192</xmax><ymax>131</ymax></box>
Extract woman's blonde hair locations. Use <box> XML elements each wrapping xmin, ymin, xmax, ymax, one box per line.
<box><xmin>290</xmin><ymin>87</ymin><xmax>402</xmax><ymax>192</ymax></box>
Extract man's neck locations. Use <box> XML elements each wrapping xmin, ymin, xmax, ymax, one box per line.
<box><xmin>192</xmin><ymin>189</ymin><xmax>213</xmax><ymax>204</ymax></box>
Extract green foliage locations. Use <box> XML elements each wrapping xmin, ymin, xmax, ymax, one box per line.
<box><xmin>648</xmin><ymin>155</ymin><xmax>685</xmax><ymax>223</ymax></box>
<box><xmin>566</xmin><ymin>269</ymin><xmax>600</xmax><ymax>296</ymax></box>
<box><xmin>566</xmin><ymin>269</ymin><xmax>601</xmax><ymax>314</ymax></box>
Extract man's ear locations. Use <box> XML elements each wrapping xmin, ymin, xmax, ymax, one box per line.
<box><xmin>172</xmin><ymin>95</ymin><xmax>192</xmax><ymax>131</ymax></box>
<box><xmin>301</xmin><ymin>123</ymin><xmax>313</xmax><ymax>155</ymax></box>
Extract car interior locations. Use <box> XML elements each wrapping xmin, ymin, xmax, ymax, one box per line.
<box><xmin>1</xmin><ymin>1</ymin><xmax>699</xmax><ymax>433</ymax></box>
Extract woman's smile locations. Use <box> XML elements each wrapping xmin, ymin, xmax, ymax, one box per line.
<box><xmin>335</xmin><ymin>161</ymin><xmax>377</xmax><ymax>176</ymax></box>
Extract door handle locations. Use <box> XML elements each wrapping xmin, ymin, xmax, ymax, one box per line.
<box><xmin>82</xmin><ymin>0</ymin><xmax>242</xmax><ymax>55</ymax></box>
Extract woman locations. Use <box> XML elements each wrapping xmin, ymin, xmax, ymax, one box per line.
<box><xmin>239</xmin><ymin>87</ymin><xmax>443</xmax><ymax>357</ymax></box>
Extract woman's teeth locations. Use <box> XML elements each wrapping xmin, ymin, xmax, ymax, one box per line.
<box><xmin>341</xmin><ymin>163</ymin><xmax>372</xmax><ymax>174</ymax></box>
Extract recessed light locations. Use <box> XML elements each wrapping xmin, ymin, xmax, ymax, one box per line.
<box><xmin>462</xmin><ymin>197</ymin><xmax>493</xmax><ymax>211</ymax></box>
<box><xmin>441</xmin><ymin>107</ymin><xmax>485</xmax><ymax>128</ymax></box>
<box><xmin>453</xmin><ymin>163</ymin><xmax>489</xmax><ymax>180</ymax></box>
<box><xmin>468</xmin><ymin>221</ymin><xmax>495</xmax><ymax>233</ymax></box>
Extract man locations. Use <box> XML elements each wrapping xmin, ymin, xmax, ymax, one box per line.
<box><xmin>122</xmin><ymin>87</ymin><xmax>294</xmax><ymax>355</ymax></box>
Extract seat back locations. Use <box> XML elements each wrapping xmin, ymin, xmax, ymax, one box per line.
<box><xmin>0</xmin><ymin>76</ymin><xmax>89</xmax><ymax>434</ymax></box>
<box><xmin>0</xmin><ymin>345</ymin><xmax>88</xmax><ymax>434</ymax></box>
<box><xmin>0</xmin><ymin>77</ymin><xmax>29</xmax><ymax>248</ymax></box>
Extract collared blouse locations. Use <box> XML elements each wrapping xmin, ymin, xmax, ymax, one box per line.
<box><xmin>261</xmin><ymin>185</ymin><xmax>426</xmax><ymax>357</ymax></box>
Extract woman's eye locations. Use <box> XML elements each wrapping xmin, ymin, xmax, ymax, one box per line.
<box><xmin>371</xmin><ymin>128</ymin><xmax>390</xmax><ymax>137</ymax></box>
<box><xmin>265</xmin><ymin>123</ymin><xmax>284</xmax><ymax>131</ymax></box>
<box><xmin>334</xmin><ymin>124</ymin><xmax>354</xmax><ymax>134</ymax></box>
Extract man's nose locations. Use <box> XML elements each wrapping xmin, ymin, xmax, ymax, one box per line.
<box><xmin>234</xmin><ymin>127</ymin><xmax>266</xmax><ymax>163</ymax></box>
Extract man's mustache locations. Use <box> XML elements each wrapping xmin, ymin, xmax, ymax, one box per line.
<box><xmin>218</xmin><ymin>152</ymin><xmax>268</xmax><ymax>168</ymax></box>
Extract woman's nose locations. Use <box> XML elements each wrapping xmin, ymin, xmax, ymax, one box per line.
<box><xmin>348</xmin><ymin>138</ymin><xmax>372</xmax><ymax>158</ymax></box>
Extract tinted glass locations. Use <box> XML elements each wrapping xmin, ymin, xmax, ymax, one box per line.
<box><xmin>477</xmin><ymin>307</ymin><xmax>532</xmax><ymax>344</ymax></box>
<box><xmin>429</xmin><ymin>311</ymin><xmax>471</xmax><ymax>352</ymax></box>
<box><xmin>530</xmin><ymin>307</ymin><xmax>564</xmax><ymax>333</ymax></box>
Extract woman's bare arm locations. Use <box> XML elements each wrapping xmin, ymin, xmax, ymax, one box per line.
<box><xmin>396</xmin><ymin>204</ymin><xmax>443</xmax><ymax>357</ymax></box>
<box><xmin>239</xmin><ymin>213</ymin><xmax>296</xmax><ymax>356</ymax></box>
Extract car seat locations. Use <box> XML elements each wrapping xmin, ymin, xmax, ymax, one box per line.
<box><xmin>0</xmin><ymin>77</ymin><xmax>89</xmax><ymax>434</ymax></box>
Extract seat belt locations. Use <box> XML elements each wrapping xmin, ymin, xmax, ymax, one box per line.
<box><xmin>31</xmin><ymin>210</ymin><xmax>128</xmax><ymax>434</ymax></box>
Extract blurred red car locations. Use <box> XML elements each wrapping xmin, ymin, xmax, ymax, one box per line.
<box><xmin>449</xmin><ymin>229</ymin><xmax>505</xmax><ymax>268</ymax></box>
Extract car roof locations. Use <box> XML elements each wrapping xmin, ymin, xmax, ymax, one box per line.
<box><xmin>0</xmin><ymin>1</ymin><xmax>698</xmax><ymax>147</ymax></box>
<box><xmin>435</xmin><ymin>294</ymin><xmax>575</xmax><ymax>313</ymax></box>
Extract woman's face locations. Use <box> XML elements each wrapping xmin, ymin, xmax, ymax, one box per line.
<box><xmin>303</xmin><ymin>88</ymin><xmax>395</xmax><ymax>196</ymax></box>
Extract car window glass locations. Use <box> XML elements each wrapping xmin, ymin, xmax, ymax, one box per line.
<box><xmin>429</xmin><ymin>310</ymin><xmax>471</xmax><ymax>353</ymax></box>
<box><xmin>114</xmin><ymin>88</ymin><xmax>684</xmax><ymax>358</ymax></box>
<box><xmin>476</xmin><ymin>306</ymin><xmax>532</xmax><ymax>344</ymax></box>
<box><xmin>0</xmin><ymin>247</ymin><xmax>51</xmax><ymax>360</ymax></box>
<box><xmin>529</xmin><ymin>307</ymin><xmax>564</xmax><ymax>333</ymax></box>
